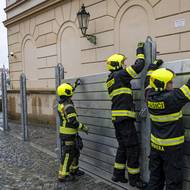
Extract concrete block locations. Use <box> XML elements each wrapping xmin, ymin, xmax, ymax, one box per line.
<box><xmin>156</xmin><ymin>34</ymin><xmax>180</xmax><ymax>54</ymax></box>
<box><xmin>107</xmin><ymin>0</ymin><xmax>119</xmax><ymax>18</ymax></box>
<box><xmin>96</xmin><ymin>45</ymin><xmax>114</xmax><ymax>61</ymax></box>
<box><xmin>30</xmin><ymin>17</ymin><xmax>36</xmax><ymax>35</ymax></box>
<box><xmin>81</xmin><ymin>0</ymin><xmax>104</xmax><ymax>6</ymax></box>
<box><xmin>8</xmin><ymin>33</ymin><xmax>19</xmax><ymax>45</ymax></box>
<box><xmin>20</xmin><ymin>20</ymin><xmax>30</xmax><ymax>36</ymax></box>
<box><xmin>38</xmin><ymin>57</ymin><xmax>47</xmax><ymax>68</ymax></box>
<box><xmin>9</xmin><ymin>43</ymin><xmax>21</xmax><ymax>53</ymax></box>
<box><xmin>55</xmin><ymin>6</ymin><xmax>64</xmax><ymax>26</ymax></box>
<box><xmin>36</xmin><ymin>44</ymin><xmax>57</xmax><ymax>58</ymax></box>
<box><xmin>148</xmin><ymin>0</ymin><xmax>161</xmax><ymax>7</ymax></box>
<box><xmin>87</xmin><ymin>20</ymin><xmax>96</xmax><ymax>35</ymax></box>
<box><xmin>81</xmin><ymin>49</ymin><xmax>96</xmax><ymax>63</ymax></box>
<box><xmin>12</xmin><ymin>52</ymin><xmax>22</xmax><ymax>63</ymax></box>
<box><xmin>33</xmin><ymin>26</ymin><xmax>39</xmax><ymax>40</ymax></box>
<box><xmin>181</xmin><ymin>0</ymin><xmax>190</xmax><ymax>12</ymax></box>
<box><xmin>46</xmin><ymin>55</ymin><xmax>57</xmax><ymax>67</ymax></box>
<box><xmin>181</xmin><ymin>32</ymin><xmax>190</xmax><ymax>51</ymax></box>
<box><xmin>9</xmin><ymin>62</ymin><xmax>22</xmax><ymax>72</ymax></box>
<box><xmin>154</xmin><ymin>12</ymin><xmax>190</xmax><ymax>37</ymax></box>
<box><xmin>36</xmin><ymin>9</ymin><xmax>55</xmax><ymax>25</ymax></box>
<box><xmin>70</xmin><ymin>0</ymin><xmax>80</xmax><ymax>22</ymax></box>
<box><xmin>80</xmin><ymin>30</ymin><xmax>114</xmax><ymax>50</ymax></box>
<box><xmin>159</xmin><ymin>51</ymin><xmax>190</xmax><ymax>62</ymax></box>
<box><xmin>95</xmin><ymin>16</ymin><xmax>114</xmax><ymax>33</ymax></box>
<box><xmin>52</xmin><ymin>20</ymin><xmax>60</xmax><ymax>34</ymax></box>
<box><xmin>80</xmin><ymin>61</ymin><xmax>107</xmax><ymax>76</ymax></box>
<box><xmin>47</xmin><ymin>79</ymin><xmax>56</xmax><ymax>89</ymax></box>
<box><xmin>38</xmin><ymin>67</ymin><xmax>55</xmax><ymax>79</ymax></box>
<box><xmin>8</xmin><ymin>24</ymin><xmax>19</xmax><ymax>36</ymax></box>
<box><xmin>11</xmin><ymin>81</ymin><xmax>20</xmax><ymax>89</ymax></box>
<box><xmin>10</xmin><ymin>71</ymin><xmax>21</xmax><ymax>81</ymax></box>
<box><xmin>46</xmin><ymin>33</ymin><xmax>57</xmax><ymax>46</ymax></box>
<box><xmin>27</xmin><ymin>80</ymin><xmax>48</xmax><ymax>90</ymax></box>
<box><xmin>153</xmin><ymin>0</ymin><xmax>180</xmax><ymax>19</ymax></box>
<box><xmin>62</xmin><ymin>1</ymin><xmax>72</xmax><ymax>21</ymax></box>
<box><xmin>87</xmin><ymin>1</ymin><xmax>107</xmax><ymax>20</ymax></box>
<box><xmin>36</xmin><ymin>35</ymin><xmax>46</xmax><ymax>48</ymax></box>
<box><xmin>115</xmin><ymin>0</ymin><xmax>128</xmax><ymax>6</ymax></box>
<box><xmin>38</xmin><ymin>21</ymin><xmax>52</xmax><ymax>36</ymax></box>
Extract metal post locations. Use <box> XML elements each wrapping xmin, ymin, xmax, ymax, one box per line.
<box><xmin>55</xmin><ymin>64</ymin><xmax>64</xmax><ymax>156</ymax></box>
<box><xmin>139</xmin><ymin>36</ymin><xmax>157</xmax><ymax>181</ymax></box>
<box><xmin>20</xmin><ymin>73</ymin><xmax>28</xmax><ymax>141</ymax></box>
<box><xmin>1</xmin><ymin>71</ymin><xmax>8</xmax><ymax>131</ymax></box>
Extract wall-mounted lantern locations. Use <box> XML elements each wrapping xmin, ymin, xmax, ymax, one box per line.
<box><xmin>77</xmin><ymin>4</ymin><xmax>96</xmax><ymax>45</ymax></box>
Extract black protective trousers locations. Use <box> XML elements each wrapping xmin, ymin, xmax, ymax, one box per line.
<box><xmin>59</xmin><ymin>134</ymin><xmax>80</xmax><ymax>176</ymax></box>
<box><xmin>147</xmin><ymin>144</ymin><xmax>183</xmax><ymax>190</ymax></box>
<box><xmin>113</xmin><ymin>119</ymin><xmax>140</xmax><ymax>183</ymax></box>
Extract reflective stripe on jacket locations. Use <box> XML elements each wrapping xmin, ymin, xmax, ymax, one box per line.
<box><xmin>58</xmin><ymin>99</ymin><xmax>82</xmax><ymax>135</ymax></box>
<box><xmin>106</xmin><ymin>46</ymin><xmax>145</xmax><ymax>123</ymax></box>
<box><xmin>145</xmin><ymin>63</ymin><xmax>190</xmax><ymax>147</ymax></box>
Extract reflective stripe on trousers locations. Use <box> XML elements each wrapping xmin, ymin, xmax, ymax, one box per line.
<box><xmin>151</xmin><ymin>134</ymin><xmax>184</xmax><ymax>146</ymax></box>
<box><xmin>112</xmin><ymin>110</ymin><xmax>136</xmax><ymax>118</ymax></box>
<box><xmin>127</xmin><ymin>166</ymin><xmax>140</xmax><ymax>175</ymax></box>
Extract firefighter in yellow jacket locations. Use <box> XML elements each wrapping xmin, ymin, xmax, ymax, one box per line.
<box><xmin>57</xmin><ymin>83</ymin><xmax>88</xmax><ymax>182</ymax></box>
<box><xmin>144</xmin><ymin>60</ymin><xmax>190</xmax><ymax>189</ymax></box>
<box><xmin>106</xmin><ymin>42</ymin><xmax>147</xmax><ymax>189</ymax></box>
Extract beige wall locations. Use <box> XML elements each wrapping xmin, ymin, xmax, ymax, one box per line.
<box><xmin>4</xmin><ymin>0</ymin><xmax>190</xmax><ymax>123</ymax></box>
<box><xmin>5</xmin><ymin>0</ymin><xmax>190</xmax><ymax>90</ymax></box>
<box><xmin>8</xmin><ymin>91</ymin><xmax>56</xmax><ymax>125</ymax></box>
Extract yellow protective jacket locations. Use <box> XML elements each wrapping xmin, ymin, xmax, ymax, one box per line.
<box><xmin>58</xmin><ymin>98</ymin><xmax>83</xmax><ymax>135</ymax></box>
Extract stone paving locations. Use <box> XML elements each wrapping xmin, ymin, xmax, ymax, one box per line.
<box><xmin>0</xmin><ymin>123</ymin><xmax>120</xmax><ymax>190</ymax></box>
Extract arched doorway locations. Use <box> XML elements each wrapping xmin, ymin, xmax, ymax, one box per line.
<box><xmin>119</xmin><ymin>5</ymin><xmax>149</xmax><ymax>65</ymax></box>
<box><xmin>22</xmin><ymin>36</ymin><xmax>38</xmax><ymax>81</ymax></box>
<box><xmin>114</xmin><ymin>0</ymin><xmax>155</xmax><ymax>65</ymax></box>
<box><xmin>57</xmin><ymin>22</ymin><xmax>81</xmax><ymax>79</ymax></box>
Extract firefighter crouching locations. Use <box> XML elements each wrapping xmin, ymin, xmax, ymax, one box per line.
<box><xmin>56</xmin><ymin>83</ymin><xmax>88</xmax><ymax>182</ymax></box>
<box><xmin>144</xmin><ymin>60</ymin><xmax>190</xmax><ymax>190</ymax></box>
<box><xmin>106</xmin><ymin>42</ymin><xmax>147</xmax><ymax>189</ymax></box>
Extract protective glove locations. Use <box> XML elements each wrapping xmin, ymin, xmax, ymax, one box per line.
<box><xmin>81</xmin><ymin>124</ymin><xmax>89</xmax><ymax>135</ymax></box>
<box><xmin>137</xmin><ymin>42</ymin><xmax>145</xmax><ymax>48</ymax></box>
<box><xmin>136</xmin><ymin>42</ymin><xmax>145</xmax><ymax>57</ymax></box>
<box><xmin>187</xmin><ymin>78</ymin><xmax>190</xmax><ymax>88</ymax></box>
<box><xmin>153</xmin><ymin>59</ymin><xmax>163</xmax><ymax>67</ymax></box>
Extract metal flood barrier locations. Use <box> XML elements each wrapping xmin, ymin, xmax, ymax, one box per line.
<box><xmin>64</xmin><ymin>59</ymin><xmax>190</xmax><ymax>188</ymax></box>
<box><xmin>1</xmin><ymin>72</ymin><xmax>29</xmax><ymax>141</ymax></box>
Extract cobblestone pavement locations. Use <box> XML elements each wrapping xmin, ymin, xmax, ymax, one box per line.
<box><xmin>0</xmin><ymin>126</ymin><xmax>120</xmax><ymax>190</ymax></box>
<box><xmin>9</xmin><ymin>122</ymin><xmax>56</xmax><ymax>153</ymax></box>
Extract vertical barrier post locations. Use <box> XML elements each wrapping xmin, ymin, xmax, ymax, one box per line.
<box><xmin>20</xmin><ymin>73</ymin><xmax>28</xmax><ymax>141</ymax></box>
<box><xmin>140</xmin><ymin>36</ymin><xmax>157</xmax><ymax>181</ymax></box>
<box><xmin>1</xmin><ymin>71</ymin><xmax>8</xmax><ymax>131</ymax></box>
<box><xmin>55</xmin><ymin>64</ymin><xmax>64</xmax><ymax>155</ymax></box>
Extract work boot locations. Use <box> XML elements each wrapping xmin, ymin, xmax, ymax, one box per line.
<box><xmin>71</xmin><ymin>169</ymin><xmax>85</xmax><ymax>176</ymax></box>
<box><xmin>111</xmin><ymin>176</ymin><xmax>128</xmax><ymax>183</ymax></box>
<box><xmin>75</xmin><ymin>169</ymin><xmax>85</xmax><ymax>176</ymax></box>
<box><xmin>58</xmin><ymin>175</ymin><xmax>75</xmax><ymax>182</ymax></box>
<box><xmin>129</xmin><ymin>178</ymin><xmax>148</xmax><ymax>189</ymax></box>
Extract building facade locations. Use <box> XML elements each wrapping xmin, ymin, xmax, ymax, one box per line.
<box><xmin>4</xmin><ymin>0</ymin><xmax>190</xmax><ymax>124</ymax></box>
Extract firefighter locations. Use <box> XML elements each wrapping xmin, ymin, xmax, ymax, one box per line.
<box><xmin>106</xmin><ymin>42</ymin><xmax>147</xmax><ymax>189</ymax></box>
<box><xmin>57</xmin><ymin>83</ymin><xmax>88</xmax><ymax>182</ymax></box>
<box><xmin>144</xmin><ymin>60</ymin><xmax>190</xmax><ymax>190</ymax></box>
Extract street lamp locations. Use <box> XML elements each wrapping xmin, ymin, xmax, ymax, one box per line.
<box><xmin>77</xmin><ymin>4</ymin><xmax>96</xmax><ymax>45</ymax></box>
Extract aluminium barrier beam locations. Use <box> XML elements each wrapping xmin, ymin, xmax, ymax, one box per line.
<box><xmin>20</xmin><ymin>73</ymin><xmax>28</xmax><ymax>141</ymax></box>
